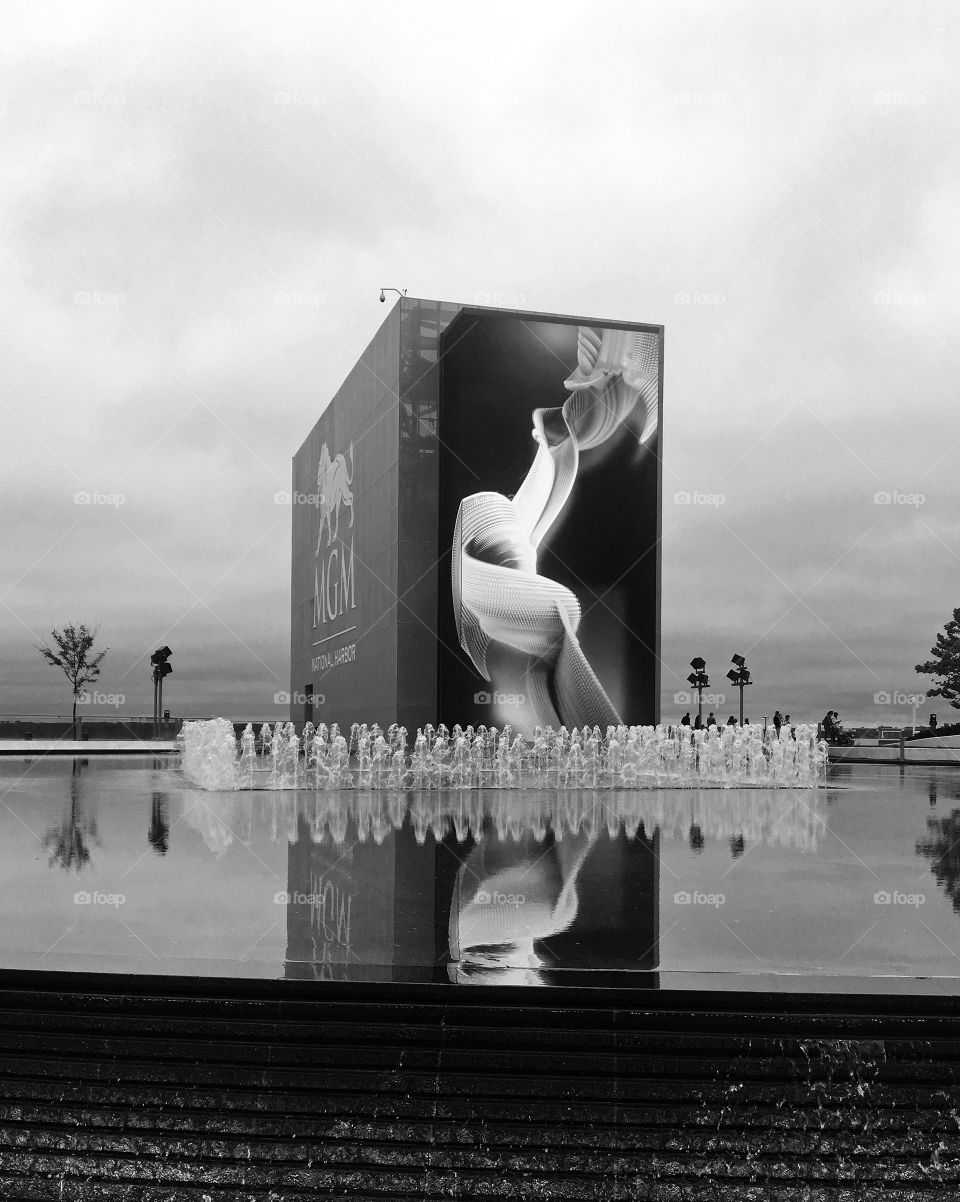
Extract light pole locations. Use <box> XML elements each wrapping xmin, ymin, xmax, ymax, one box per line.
<box><xmin>687</xmin><ymin>657</ymin><xmax>710</xmax><ymax>726</ymax></box>
<box><xmin>726</xmin><ymin>653</ymin><xmax>752</xmax><ymax>725</ymax></box>
<box><xmin>150</xmin><ymin>647</ymin><xmax>173</xmax><ymax>737</ymax></box>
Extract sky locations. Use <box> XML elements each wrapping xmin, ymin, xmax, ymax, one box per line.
<box><xmin>1</xmin><ymin>0</ymin><xmax>957</xmax><ymax>727</ymax></box>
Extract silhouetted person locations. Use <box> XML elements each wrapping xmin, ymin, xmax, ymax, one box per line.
<box><xmin>773</xmin><ymin>710</ymin><xmax>783</xmax><ymax>735</ymax></box>
<box><xmin>694</xmin><ymin>714</ymin><xmax>703</xmax><ymax>730</ymax></box>
<box><xmin>726</xmin><ymin>715</ymin><xmax>737</xmax><ymax>726</ymax></box>
<box><xmin>706</xmin><ymin>712</ymin><xmax>717</xmax><ymax>728</ymax></box>
<box><xmin>680</xmin><ymin>712</ymin><xmax>691</xmax><ymax>727</ymax></box>
<box><xmin>822</xmin><ymin>711</ymin><xmax>837</xmax><ymax>741</ymax></box>
<box><xmin>688</xmin><ymin>824</ymin><xmax>705</xmax><ymax>853</ymax></box>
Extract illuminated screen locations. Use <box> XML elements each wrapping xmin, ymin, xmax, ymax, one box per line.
<box><xmin>438</xmin><ymin>312</ymin><xmax>662</xmax><ymax>735</ymax></box>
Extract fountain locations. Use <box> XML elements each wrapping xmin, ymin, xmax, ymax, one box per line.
<box><xmin>179</xmin><ymin>717</ymin><xmax>828</xmax><ymax>792</ymax></box>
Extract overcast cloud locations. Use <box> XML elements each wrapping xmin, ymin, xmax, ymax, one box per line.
<box><xmin>1</xmin><ymin>0</ymin><xmax>957</xmax><ymax>726</ymax></box>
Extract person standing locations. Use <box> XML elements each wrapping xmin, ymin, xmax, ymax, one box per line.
<box><xmin>706</xmin><ymin>712</ymin><xmax>717</xmax><ymax>729</ymax></box>
<box><xmin>773</xmin><ymin>710</ymin><xmax>783</xmax><ymax>735</ymax></box>
<box><xmin>680</xmin><ymin>712</ymin><xmax>691</xmax><ymax>727</ymax></box>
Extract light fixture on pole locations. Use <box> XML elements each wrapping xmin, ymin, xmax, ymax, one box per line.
<box><xmin>687</xmin><ymin>657</ymin><xmax>709</xmax><ymax>725</ymax></box>
<box><xmin>378</xmin><ymin>287</ymin><xmax>407</xmax><ymax>303</ymax></box>
<box><xmin>150</xmin><ymin>647</ymin><xmax>173</xmax><ymax>738</ymax></box>
<box><xmin>726</xmin><ymin>653</ymin><xmax>751</xmax><ymax>725</ymax></box>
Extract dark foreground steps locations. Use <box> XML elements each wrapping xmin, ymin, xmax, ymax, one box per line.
<box><xmin>0</xmin><ymin>973</ymin><xmax>959</xmax><ymax>1199</ymax></box>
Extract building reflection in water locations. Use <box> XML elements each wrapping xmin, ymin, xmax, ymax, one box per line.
<box><xmin>275</xmin><ymin>788</ymin><xmax>824</xmax><ymax>984</ymax></box>
<box><xmin>284</xmin><ymin>807</ymin><xmax>659</xmax><ymax>985</ymax></box>
<box><xmin>173</xmin><ymin>785</ymin><xmax>825</xmax><ymax>982</ymax></box>
<box><xmin>284</xmin><ymin>810</ymin><xmax>447</xmax><ymax>982</ymax></box>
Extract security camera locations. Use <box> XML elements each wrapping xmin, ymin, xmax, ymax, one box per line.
<box><xmin>379</xmin><ymin>289</ymin><xmax>385</xmax><ymax>303</ymax></box>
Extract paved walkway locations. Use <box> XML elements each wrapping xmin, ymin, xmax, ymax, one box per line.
<box><xmin>0</xmin><ymin>740</ymin><xmax>178</xmax><ymax>755</ymax></box>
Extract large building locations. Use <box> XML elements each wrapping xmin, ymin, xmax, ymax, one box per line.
<box><xmin>290</xmin><ymin>298</ymin><xmax>663</xmax><ymax>737</ymax></box>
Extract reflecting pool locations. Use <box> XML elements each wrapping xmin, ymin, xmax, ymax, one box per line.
<box><xmin>1</xmin><ymin>755</ymin><xmax>959</xmax><ymax>991</ymax></box>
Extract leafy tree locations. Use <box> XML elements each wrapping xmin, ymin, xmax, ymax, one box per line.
<box><xmin>916</xmin><ymin>607</ymin><xmax>960</xmax><ymax>710</ymax></box>
<box><xmin>37</xmin><ymin>623</ymin><xmax>109</xmax><ymax>736</ymax></box>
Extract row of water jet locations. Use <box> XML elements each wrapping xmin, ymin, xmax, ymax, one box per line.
<box><xmin>179</xmin><ymin>718</ymin><xmax>828</xmax><ymax>792</ymax></box>
<box><xmin>178</xmin><ymin>785</ymin><xmax>827</xmax><ymax>856</ymax></box>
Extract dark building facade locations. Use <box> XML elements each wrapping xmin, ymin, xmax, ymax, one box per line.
<box><xmin>290</xmin><ymin>298</ymin><xmax>663</xmax><ymax>736</ymax></box>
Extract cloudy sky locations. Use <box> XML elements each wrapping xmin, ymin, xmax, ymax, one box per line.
<box><xmin>1</xmin><ymin>0</ymin><xmax>957</xmax><ymax>727</ymax></box>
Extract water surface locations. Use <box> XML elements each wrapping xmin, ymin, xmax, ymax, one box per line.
<box><xmin>1</xmin><ymin>755</ymin><xmax>958</xmax><ymax>991</ymax></box>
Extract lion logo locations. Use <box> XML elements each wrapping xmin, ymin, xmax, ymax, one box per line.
<box><xmin>315</xmin><ymin>442</ymin><xmax>355</xmax><ymax>554</ymax></box>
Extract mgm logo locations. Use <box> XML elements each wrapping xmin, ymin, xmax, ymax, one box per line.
<box><xmin>313</xmin><ymin>442</ymin><xmax>357</xmax><ymax>627</ymax></box>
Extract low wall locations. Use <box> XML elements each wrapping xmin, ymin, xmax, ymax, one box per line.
<box><xmin>831</xmin><ymin>743</ymin><xmax>960</xmax><ymax>766</ymax></box>
<box><xmin>0</xmin><ymin>719</ymin><xmax>273</xmax><ymax>742</ymax></box>
<box><xmin>0</xmin><ymin>719</ymin><xmax>173</xmax><ymax>742</ymax></box>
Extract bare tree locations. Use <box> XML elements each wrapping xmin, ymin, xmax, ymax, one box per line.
<box><xmin>37</xmin><ymin>623</ymin><xmax>109</xmax><ymax>737</ymax></box>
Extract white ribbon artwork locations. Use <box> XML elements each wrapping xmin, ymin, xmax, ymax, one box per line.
<box><xmin>452</xmin><ymin>325</ymin><xmax>660</xmax><ymax>733</ymax></box>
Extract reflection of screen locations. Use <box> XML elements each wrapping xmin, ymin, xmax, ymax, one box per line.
<box><xmin>283</xmin><ymin>805</ymin><xmax>660</xmax><ymax>985</ymax></box>
<box><xmin>438</xmin><ymin>313</ymin><xmax>661</xmax><ymax>735</ymax></box>
<box><xmin>447</xmin><ymin>827</ymin><xmax>660</xmax><ymax>985</ymax></box>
